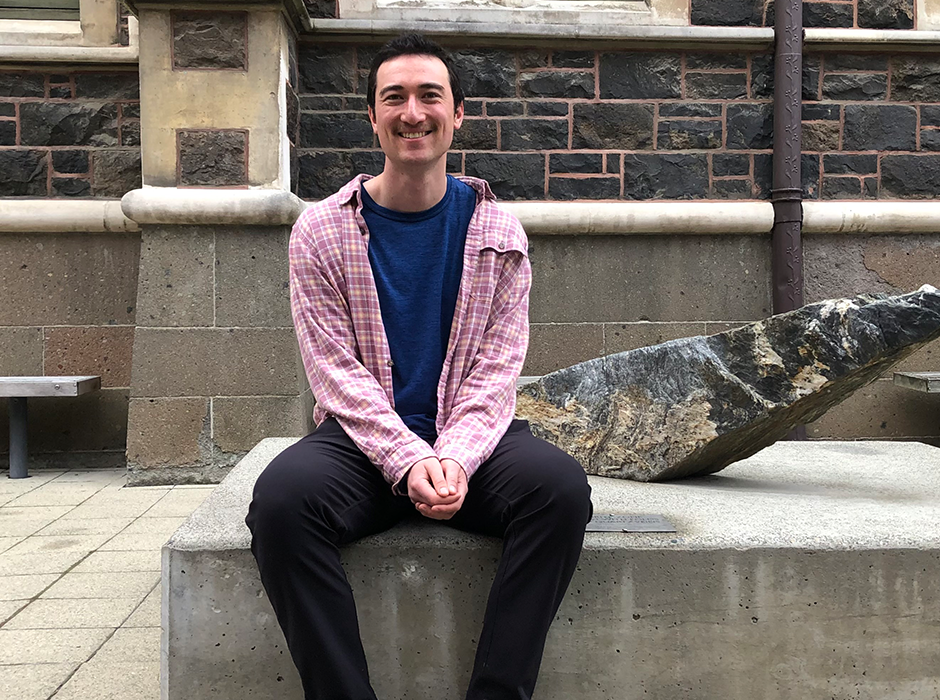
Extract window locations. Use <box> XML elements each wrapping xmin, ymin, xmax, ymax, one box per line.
<box><xmin>0</xmin><ymin>0</ymin><xmax>80</xmax><ymax>21</ymax></box>
<box><xmin>0</xmin><ymin>0</ymin><xmax>124</xmax><ymax>46</ymax></box>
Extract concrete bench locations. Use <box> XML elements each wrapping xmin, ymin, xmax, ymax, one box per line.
<box><xmin>164</xmin><ymin>439</ymin><xmax>940</xmax><ymax>700</ymax></box>
<box><xmin>1</xmin><ymin>376</ymin><xmax>101</xmax><ymax>479</ymax></box>
<box><xmin>894</xmin><ymin>371</ymin><xmax>940</xmax><ymax>393</ymax></box>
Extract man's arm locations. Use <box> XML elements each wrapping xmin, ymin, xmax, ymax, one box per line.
<box><xmin>434</xmin><ymin>236</ymin><xmax>531</xmax><ymax>479</ymax></box>
<box><xmin>290</xmin><ymin>218</ymin><xmax>437</xmax><ymax>488</ymax></box>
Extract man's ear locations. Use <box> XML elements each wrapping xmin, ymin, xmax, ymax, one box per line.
<box><xmin>453</xmin><ymin>101</ymin><xmax>464</xmax><ymax>130</ymax></box>
<box><xmin>368</xmin><ymin>106</ymin><xmax>378</xmax><ymax>134</ymax></box>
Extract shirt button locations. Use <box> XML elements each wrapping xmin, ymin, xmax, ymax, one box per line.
<box><xmin>386</xmin><ymin>360</ymin><xmax>394</xmax><ymax>367</ymax></box>
<box><xmin>499</xmin><ymin>240</ymin><xmax>506</xmax><ymax>249</ymax></box>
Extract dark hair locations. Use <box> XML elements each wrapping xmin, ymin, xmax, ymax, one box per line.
<box><xmin>367</xmin><ymin>33</ymin><xmax>465</xmax><ymax>113</ymax></box>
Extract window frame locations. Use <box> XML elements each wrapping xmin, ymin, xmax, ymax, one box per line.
<box><xmin>0</xmin><ymin>0</ymin><xmax>124</xmax><ymax>46</ymax></box>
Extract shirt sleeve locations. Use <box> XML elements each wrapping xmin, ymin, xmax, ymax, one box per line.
<box><xmin>290</xmin><ymin>217</ymin><xmax>437</xmax><ymax>488</ymax></box>
<box><xmin>434</xmin><ymin>233</ymin><xmax>531</xmax><ymax>478</ymax></box>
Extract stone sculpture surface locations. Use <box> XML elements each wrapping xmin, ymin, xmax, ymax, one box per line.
<box><xmin>516</xmin><ymin>286</ymin><xmax>940</xmax><ymax>481</ymax></box>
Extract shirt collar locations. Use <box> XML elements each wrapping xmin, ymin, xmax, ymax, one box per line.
<box><xmin>338</xmin><ymin>172</ymin><xmax>497</xmax><ymax>211</ymax></box>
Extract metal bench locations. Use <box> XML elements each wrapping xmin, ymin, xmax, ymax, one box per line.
<box><xmin>893</xmin><ymin>371</ymin><xmax>940</xmax><ymax>394</ymax></box>
<box><xmin>1</xmin><ymin>376</ymin><xmax>101</xmax><ymax>479</ymax></box>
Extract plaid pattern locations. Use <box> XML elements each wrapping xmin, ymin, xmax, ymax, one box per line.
<box><xmin>290</xmin><ymin>174</ymin><xmax>531</xmax><ymax>489</ymax></box>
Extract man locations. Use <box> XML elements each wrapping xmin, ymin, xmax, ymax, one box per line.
<box><xmin>246</xmin><ymin>33</ymin><xmax>592</xmax><ymax>700</ymax></box>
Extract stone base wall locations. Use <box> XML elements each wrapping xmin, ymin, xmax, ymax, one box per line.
<box><xmin>0</xmin><ymin>231</ymin><xmax>140</xmax><ymax>467</ymax></box>
<box><xmin>691</xmin><ymin>0</ymin><xmax>915</xmax><ymax>28</ymax></box>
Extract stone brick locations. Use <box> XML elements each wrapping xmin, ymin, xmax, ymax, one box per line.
<box><xmin>171</xmin><ymin>11</ymin><xmax>248</xmax><ymax>70</ymax></box>
<box><xmin>485</xmin><ymin>101</ymin><xmax>524</xmax><ymax>117</ymax></box>
<box><xmin>131</xmin><ymin>328</ymin><xmax>300</xmax><ymax>397</ymax></box>
<box><xmin>0</xmin><ymin>327</ymin><xmax>43</xmax><ymax>375</ymax></box>
<box><xmin>19</xmin><ymin>103</ymin><xmax>118</xmax><ymax>147</ymax></box>
<box><xmin>452</xmin><ymin>50</ymin><xmax>516</xmax><ymax>98</ymax></box>
<box><xmin>44</xmin><ymin>326</ymin><xmax>135</xmax><ymax>388</ymax></box>
<box><xmin>807</xmin><ymin>380</ymin><xmax>937</xmax><ymax>440</ymax></box>
<box><xmin>298</xmin><ymin>47</ymin><xmax>355</xmax><ymax>95</ymax></box>
<box><xmin>822</xmin><ymin>73</ymin><xmax>887</xmax><ymax>101</ymax></box>
<box><xmin>462</xmin><ymin>100</ymin><xmax>483</xmax><ymax>117</ymax></box>
<box><xmin>300</xmin><ymin>95</ymin><xmax>343</xmax><ymax>111</ymax></box>
<box><xmin>49</xmin><ymin>85</ymin><xmax>70</xmax><ymax>98</ymax></box>
<box><xmin>604</xmin><ymin>322</ymin><xmax>708</xmax><ymax>354</ymax></box>
<box><xmin>605</xmin><ymin>155</ymin><xmax>621</xmax><ymax>174</ymax></box>
<box><xmin>843</xmin><ymin>105</ymin><xmax>916</xmax><ymax>151</ymax></box>
<box><xmin>622</xmin><ymin>154</ymin><xmax>709</xmax><ymax>200</ymax></box>
<box><xmin>754</xmin><ymin>153</ymin><xmax>820</xmax><ymax>199</ymax></box>
<box><xmin>447</xmin><ymin>152</ymin><xmax>462</xmax><ymax>173</ymax></box>
<box><xmin>297</xmin><ymin>151</ymin><xmax>354</xmax><ymax>199</ymax></box>
<box><xmin>122</xmin><ymin>103</ymin><xmax>140</xmax><ymax>119</ymax></box>
<box><xmin>802</xmin><ymin>1</ymin><xmax>854</xmax><ymax>28</ymax></box>
<box><xmin>691</xmin><ymin>0</ymin><xmax>764</xmax><ymax>26</ymax></box>
<box><xmin>572</xmin><ymin>103</ymin><xmax>654</xmax><ymax>150</ymax></box>
<box><xmin>0</xmin><ymin>388</ymin><xmax>128</xmax><ymax>454</ymax></box>
<box><xmin>656</xmin><ymin>120</ymin><xmax>722</xmax><ymax>150</ymax></box>
<box><xmin>214</xmin><ymin>226</ymin><xmax>292</xmax><ymax>328</ymax></box>
<box><xmin>300</xmin><ymin>112</ymin><xmax>373</xmax><ymax>149</ymax></box>
<box><xmin>821</xmin><ymin>176</ymin><xmax>862</xmax><ymax>200</ymax></box>
<box><xmin>548</xmin><ymin>177</ymin><xmax>621</xmax><ymax>200</ymax></box>
<box><xmin>552</xmin><ymin>51</ymin><xmax>594</xmax><ymax>68</ymax></box>
<box><xmin>0</xmin><ymin>102</ymin><xmax>13</xmax><ymax>117</ymax></box>
<box><xmin>345</xmin><ymin>96</ymin><xmax>366</xmax><ymax>112</ymax></box>
<box><xmin>0</xmin><ymin>120</ymin><xmax>15</xmax><ymax>146</ymax></box>
<box><xmin>51</xmin><ymin>178</ymin><xmax>91</xmax><ymax>197</ymax></box>
<box><xmin>857</xmin><ymin>0</ymin><xmax>914</xmax><ymax>29</ymax></box>
<box><xmin>126</xmin><ymin>398</ymin><xmax>207</xmax><ymax>468</ymax></box>
<box><xmin>802</xmin><ymin>121</ymin><xmax>841</xmax><ymax>152</ymax></box>
<box><xmin>685</xmin><ymin>73</ymin><xmax>748</xmax><ymax>100</ymax></box>
<box><xmin>713</xmin><ymin>153</ymin><xmax>750</xmax><ymax>177</ymax></box>
<box><xmin>212</xmin><ymin>396</ymin><xmax>310</xmax><ymax>453</ymax></box>
<box><xmin>52</xmin><ymin>150</ymin><xmax>89</xmax><ymax>174</ymax></box>
<box><xmin>527</xmin><ymin>234</ymin><xmax>771</xmax><ymax>322</ymax></box>
<box><xmin>749</xmin><ymin>54</ymin><xmax>774</xmax><ymax>99</ymax></box>
<box><xmin>74</xmin><ymin>73</ymin><xmax>139</xmax><ymax>99</ymax></box>
<box><xmin>519</xmin><ymin>50</ymin><xmax>549</xmax><ymax>69</ymax></box>
<box><xmin>921</xmin><ymin>130</ymin><xmax>940</xmax><ymax>152</ymax></box>
<box><xmin>305</xmin><ymin>0</ymin><xmax>335</xmax><ymax>18</ymax></box>
<box><xmin>891</xmin><ymin>58</ymin><xmax>940</xmax><ymax>103</ymax></box>
<box><xmin>825</xmin><ymin>54</ymin><xmax>889</xmax><ymax>72</ymax></box>
<box><xmin>528</xmin><ymin>101</ymin><xmax>568</xmax><ymax>117</ymax></box>
<box><xmin>519</xmin><ymin>72</ymin><xmax>593</xmax><ymax>99</ymax></box>
<box><xmin>0</xmin><ymin>151</ymin><xmax>47</xmax><ymax>197</ymax></box>
<box><xmin>92</xmin><ymin>150</ymin><xmax>141</xmax><ymax>198</ymax></box>
<box><xmin>464</xmin><ymin>153</ymin><xmax>544</xmax><ymax>200</ymax></box>
<box><xmin>922</xmin><ymin>105</ymin><xmax>940</xmax><ymax>127</ymax></box>
<box><xmin>523</xmin><ymin>324</ymin><xmax>604</xmax><ymax>376</ymax></box>
<box><xmin>501</xmin><ymin>119</ymin><xmax>568</xmax><ymax>151</ymax></box>
<box><xmin>823</xmin><ymin>154</ymin><xmax>877</xmax><ymax>175</ymax></box>
<box><xmin>599</xmin><ymin>53</ymin><xmax>681</xmax><ymax>99</ymax></box>
<box><xmin>802</xmin><ymin>235</ymin><xmax>897</xmax><ymax>302</ymax></box>
<box><xmin>802</xmin><ymin>103</ymin><xmax>840</xmax><ymax>121</ymax></box>
<box><xmin>0</xmin><ymin>72</ymin><xmax>43</xmax><ymax>97</ymax></box>
<box><xmin>802</xmin><ymin>55</ymin><xmax>822</xmax><ymax>100</ymax></box>
<box><xmin>659</xmin><ymin>103</ymin><xmax>722</xmax><ymax>119</ymax></box>
<box><xmin>178</xmin><ymin>130</ymin><xmax>247</xmax><ymax>187</ymax></box>
<box><xmin>686</xmin><ymin>54</ymin><xmax>747</xmax><ymax>71</ymax></box>
<box><xmin>862</xmin><ymin>236</ymin><xmax>940</xmax><ymax>292</ymax></box>
<box><xmin>451</xmin><ymin>119</ymin><xmax>497</xmax><ymax>150</ymax></box>
<box><xmin>712</xmin><ymin>179</ymin><xmax>753</xmax><ymax>198</ymax></box>
<box><xmin>549</xmin><ymin>153</ymin><xmax>603</xmax><ymax>174</ymax></box>
<box><xmin>863</xmin><ymin>177</ymin><xmax>878</xmax><ymax>198</ymax></box>
<box><xmin>726</xmin><ymin>103</ymin><xmax>774</xmax><ymax>150</ymax></box>
<box><xmin>136</xmin><ymin>227</ymin><xmax>213</xmax><ymax>327</ymax></box>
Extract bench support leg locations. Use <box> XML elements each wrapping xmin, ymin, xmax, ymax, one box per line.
<box><xmin>9</xmin><ymin>397</ymin><xmax>28</xmax><ymax>479</ymax></box>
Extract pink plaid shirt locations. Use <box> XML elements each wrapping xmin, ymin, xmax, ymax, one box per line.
<box><xmin>289</xmin><ymin>174</ymin><xmax>531</xmax><ymax>490</ymax></box>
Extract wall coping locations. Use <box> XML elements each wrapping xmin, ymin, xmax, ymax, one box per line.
<box><xmin>4</xmin><ymin>197</ymin><xmax>940</xmax><ymax>234</ymax></box>
<box><xmin>0</xmin><ymin>42</ymin><xmax>138</xmax><ymax>63</ymax></box>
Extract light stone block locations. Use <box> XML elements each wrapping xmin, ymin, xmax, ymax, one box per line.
<box><xmin>4</xmin><ymin>533</ymin><xmax>113</xmax><ymax>556</ymax></box>
<box><xmin>37</xmin><ymin>517</ymin><xmax>135</xmax><ymax>537</ymax></box>
<box><xmin>7</xmin><ymin>483</ymin><xmax>107</xmax><ymax>507</ymax></box>
<box><xmin>0</xmin><ymin>628</ymin><xmax>112</xmax><ymax>664</ymax></box>
<box><xmin>0</xmin><ymin>574</ymin><xmax>58</xmax><ymax>600</ymax></box>
<box><xmin>0</xmin><ymin>599</ymin><xmax>26</xmax><ymax>623</ymax></box>
<box><xmin>0</xmin><ymin>550</ymin><xmax>88</xmax><ymax>576</ymax></box>
<box><xmin>94</xmin><ymin>626</ymin><xmax>160</xmax><ymax>662</ymax></box>
<box><xmin>72</xmin><ymin>550</ymin><xmax>162</xmax><ymax>574</ymax></box>
<box><xmin>100</xmin><ymin>531</ymin><xmax>175</xmax><ymax>552</ymax></box>
<box><xmin>123</xmin><ymin>587</ymin><xmax>160</xmax><ymax>627</ymax></box>
<box><xmin>41</xmin><ymin>571</ymin><xmax>160</xmax><ymax>600</ymax></box>
<box><xmin>139</xmin><ymin>488</ymin><xmax>211</xmax><ymax>518</ymax></box>
<box><xmin>0</xmin><ymin>663</ymin><xmax>81</xmax><ymax>700</ymax></box>
<box><xmin>53</xmin><ymin>659</ymin><xmax>160</xmax><ymax>700</ymax></box>
<box><xmin>6</xmin><ymin>597</ymin><xmax>140</xmax><ymax>629</ymax></box>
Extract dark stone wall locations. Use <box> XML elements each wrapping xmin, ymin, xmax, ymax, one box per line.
<box><xmin>296</xmin><ymin>43</ymin><xmax>940</xmax><ymax>202</ymax></box>
<box><xmin>691</xmin><ymin>0</ymin><xmax>915</xmax><ymax>29</ymax></box>
<box><xmin>0</xmin><ymin>69</ymin><xmax>141</xmax><ymax>198</ymax></box>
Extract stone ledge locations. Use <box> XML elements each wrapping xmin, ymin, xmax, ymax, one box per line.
<box><xmin>121</xmin><ymin>188</ymin><xmax>306</xmax><ymax>226</ymax></box>
<box><xmin>0</xmin><ymin>200</ymin><xmax>138</xmax><ymax>233</ymax></box>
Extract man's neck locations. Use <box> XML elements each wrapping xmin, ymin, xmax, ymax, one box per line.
<box><xmin>364</xmin><ymin>163</ymin><xmax>449</xmax><ymax>213</ymax></box>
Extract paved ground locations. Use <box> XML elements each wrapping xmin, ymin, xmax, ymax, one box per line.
<box><xmin>0</xmin><ymin>468</ymin><xmax>214</xmax><ymax>700</ymax></box>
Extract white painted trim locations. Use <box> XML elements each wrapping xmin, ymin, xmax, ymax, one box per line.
<box><xmin>121</xmin><ymin>188</ymin><xmax>306</xmax><ymax>225</ymax></box>
<box><xmin>0</xmin><ymin>200</ymin><xmax>138</xmax><ymax>233</ymax></box>
<box><xmin>804</xmin><ymin>28</ymin><xmax>940</xmax><ymax>50</ymax></box>
<box><xmin>0</xmin><ymin>42</ymin><xmax>137</xmax><ymax>62</ymax></box>
<box><xmin>802</xmin><ymin>202</ymin><xmax>940</xmax><ymax>234</ymax></box>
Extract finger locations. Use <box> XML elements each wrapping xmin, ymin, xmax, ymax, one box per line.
<box><xmin>410</xmin><ymin>479</ymin><xmax>440</xmax><ymax>505</ymax></box>
<box><xmin>426</xmin><ymin>460</ymin><xmax>450</xmax><ymax>498</ymax></box>
<box><xmin>443</xmin><ymin>463</ymin><xmax>458</xmax><ymax>496</ymax></box>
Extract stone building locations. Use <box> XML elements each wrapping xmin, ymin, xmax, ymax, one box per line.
<box><xmin>0</xmin><ymin>0</ymin><xmax>938</xmax><ymax>484</ymax></box>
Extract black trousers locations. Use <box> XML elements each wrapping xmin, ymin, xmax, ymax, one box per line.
<box><xmin>246</xmin><ymin>418</ymin><xmax>592</xmax><ymax>700</ymax></box>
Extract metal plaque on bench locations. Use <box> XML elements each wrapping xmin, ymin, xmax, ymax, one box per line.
<box><xmin>586</xmin><ymin>514</ymin><xmax>677</xmax><ymax>533</ymax></box>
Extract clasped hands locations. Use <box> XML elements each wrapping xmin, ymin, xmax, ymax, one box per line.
<box><xmin>406</xmin><ymin>457</ymin><xmax>468</xmax><ymax>520</ymax></box>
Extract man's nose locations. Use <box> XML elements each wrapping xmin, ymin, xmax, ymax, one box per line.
<box><xmin>400</xmin><ymin>96</ymin><xmax>424</xmax><ymax>123</ymax></box>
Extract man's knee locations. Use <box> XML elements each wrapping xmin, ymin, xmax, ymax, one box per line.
<box><xmin>538</xmin><ymin>451</ymin><xmax>592</xmax><ymax>526</ymax></box>
<box><xmin>247</xmin><ymin>444</ymin><xmax>329</xmax><ymax>536</ymax></box>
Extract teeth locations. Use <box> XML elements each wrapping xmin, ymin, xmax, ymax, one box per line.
<box><xmin>401</xmin><ymin>132</ymin><xmax>430</xmax><ymax>139</ymax></box>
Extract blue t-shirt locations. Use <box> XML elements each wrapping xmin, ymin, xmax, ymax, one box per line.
<box><xmin>361</xmin><ymin>176</ymin><xmax>477</xmax><ymax>442</ymax></box>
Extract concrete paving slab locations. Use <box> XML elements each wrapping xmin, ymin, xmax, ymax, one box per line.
<box><xmin>7</xmin><ymin>484</ymin><xmax>108</xmax><ymax>507</ymax></box>
<box><xmin>50</xmin><ymin>469</ymin><xmax>125</xmax><ymax>483</ymax></box>
<box><xmin>142</xmin><ymin>490</ymin><xmax>213</xmax><ymax>518</ymax></box>
<box><xmin>122</xmin><ymin>516</ymin><xmax>187</xmax><ymax>535</ymax></box>
<box><xmin>36</xmin><ymin>516</ymin><xmax>135</xmax><ymax>537</ymax></box>
<box><xmin>100</xmin><ymin>531</ymin><xmax>176</xmax><ymax>552</ymax></box>
<box><xmin>42</xmin><ymin>571</ymin><xmax>160</xmax><ymax>600</ymax></box>
<box><xmin>0</xmin><ymin>537</ymin><xmax>25</xmax><ymax>554</ymax></box>
<box><xmin>68</xmin><ymin>490</ymin><xmax>167</xmax><ymax>518</ymax></box>
<box><xmin>53</xmin><ymin>659</ymin><xmax>159</xmax><ymax>700</ymax></box>
<box><xmin>0</xmin><ymin>573</ymin><xmax>58</xmax><ymax>600</ymax></box>
<box><xmin>5</xmin><ymin>597</ymin><xmax>141</xmax><ymax>629</ymax></box>
<box><xmin>0</xmin><ymin>550</ymin><xmax>88</xmax><ymax>576</ymax></box>
<box><xmin>4</xmin><ymin>533</ymin><xmax>113</xmax><ymax>556</ymax></box>
<box><xmin>0</xmin><ymin>627</ymin><xmax>112</xmax><ymax>664</ymax></box>
<box><xmin>123</xmin><ymin>587</ymin><xmax>160</xmax><ymax>627</ymax></box>
<box><xmin>94</xmin><ymin>626</ymin><xmax>160</xmax><ymax>662</ymax></box>
<box><xmin>0</xmin><ymin>599</ymin><xmax>26</xmax><ymax>624</ymax></box>
<box><xmin>71</xmin><ymin>550</ymin><xmax>161</xmax><ymax>574</ymax></box>
<box><xmin>0</xmin><ymin>662</ymin><xmax>80</xmax><ymax>700</ymax></box>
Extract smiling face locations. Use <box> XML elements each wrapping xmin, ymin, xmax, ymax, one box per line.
<box><xmin>368</xmin><ymin>53</ymin><xmax>464</xmax><ymax>175</ymax></box>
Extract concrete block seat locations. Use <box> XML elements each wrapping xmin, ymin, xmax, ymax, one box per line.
<box><xmin>164</xmin><ymin>439</ymin><xmax>940</xmax><ymax>700</ymax></box>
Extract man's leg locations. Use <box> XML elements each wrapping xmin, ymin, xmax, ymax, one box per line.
<box><xmin>449</xmin><ymin>420</ymin><xmax>593</xmax><ymax>700</ymax></box>
<box><xmin>245</xmin><ymin>418</ymin><xmax>412</xmax><ymax>700</ymax></box>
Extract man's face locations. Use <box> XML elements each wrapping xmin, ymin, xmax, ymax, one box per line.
<box><xmin>369</xmin><ymin>54</ymin><xmax>464</xmax><ymax>172</ymax></box>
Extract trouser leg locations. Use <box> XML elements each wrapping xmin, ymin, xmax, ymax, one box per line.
<box><xmin>449</xmin><ymin>420</ymin><xmax>594</xmax><ymax>700</ymax></box>
<box><xmin>245</xmin><ymin>418</ymin><xmax>412</xmax><ymax>700</ymax></box>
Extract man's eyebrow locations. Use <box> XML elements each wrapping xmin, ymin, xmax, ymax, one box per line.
<box><xmin>378</xmin><ymin>82</ymin><xmax>446</xmax><ymax>97</ymax></box>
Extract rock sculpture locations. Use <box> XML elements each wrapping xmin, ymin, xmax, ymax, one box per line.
<box><xmin>516</xmin><ymin>286</ymin><xmax>940</xmax><ymax>481</ymax></box>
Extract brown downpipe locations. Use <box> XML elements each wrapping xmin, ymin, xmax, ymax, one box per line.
<box><xmin>771</xmin><ymin>0</ymin><xmax>806</xmax><ymax>438</ymax></box>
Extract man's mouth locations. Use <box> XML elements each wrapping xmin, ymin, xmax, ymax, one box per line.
<box><xmin>399</xmin><ymin>131</ymin><xmax>432</xmax><ymax>139</ymax></box>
